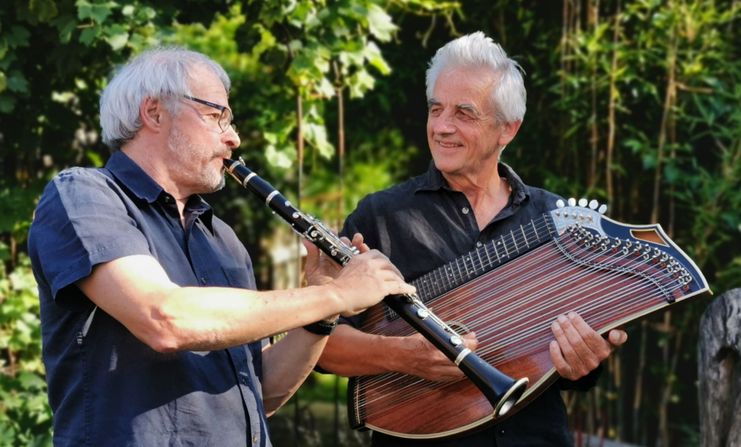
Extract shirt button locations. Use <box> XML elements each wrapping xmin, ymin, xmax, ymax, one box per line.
<box><xmin>252</xmin><ymin>434</ymin><xmax>258</xmax><ymax>444</ymax></box>
<box><xmin>499</xmin><ymin>429</ymin><xmax>505</xmax><ymax>435</ymax></box>
<box><xmin>476</xmin><ymin>241</ymin><xmax>483</xmax><ymax>247</ymax></box>
<box><xmin>461</xmin><ymin>207</ymin><xmax>470</xmax><ymax>214</ymax></box>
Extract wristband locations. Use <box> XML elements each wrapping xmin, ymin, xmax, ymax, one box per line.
<box><xmin>303</xmin><ymin>318</ymin><xmax>338</xmax><ymax>336</ymax></box>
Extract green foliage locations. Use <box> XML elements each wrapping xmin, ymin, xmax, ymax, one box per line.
<box><xmin>233</xmin><ymin>0</ymin><xmax>412</xmax><ymax>169</ymax></box>
<box><xmin>0</xmin><ymin>251</ymin><xmax>50</xmax><ymax>446</ymax></box>
<box><xmin>491</xmin><ymin>2</ymin><xmax>739</xmax><ymax>444</ymax></box>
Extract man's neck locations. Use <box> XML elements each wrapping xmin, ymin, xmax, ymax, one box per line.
<box><xmin>121</xmin><ymin>142</ymin><xmax>190</xmax><ymax>222</ymax></box>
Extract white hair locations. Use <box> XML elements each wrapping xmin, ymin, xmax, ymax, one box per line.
<box><xmin>425</xmin><ymin>32</ymin><xmax>526</xmax><ymax>123</ymax></box>
<box><xmin>99</xmin><ymin>47</ymin><xmax>231</xmax><ymax>150</ymax></box>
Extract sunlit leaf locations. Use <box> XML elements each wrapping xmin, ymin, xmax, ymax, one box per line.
<box><xmin>104</xmin><ymin>24</ymin><xmax>129</xmax><ymax>50</ymax></box>
<box><xmin>76</xmin><ymin>0</ymin><xmax>118</xmax><ymax>24</ymax></box>
<box><xmin>265</xmin><ymin>144</ymin><xmax>294</xmax><ymax>169</ymax></box>
<box><xmin>364</xmin><ymin>41</ymin><xmax>390</xmax><ymax>75</ymax></box>
<box><xmin>366</xmin><ymin>4</ymin><xmax>397</xmax><ymax>41</ymax></box>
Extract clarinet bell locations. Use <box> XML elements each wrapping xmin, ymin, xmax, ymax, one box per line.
<box><xmin>457</xmin><ymin>353</ymin><xmax>529</xmax><ymax>417</ymax></box>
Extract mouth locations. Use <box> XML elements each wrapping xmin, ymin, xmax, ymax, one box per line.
<box><xmin>218</xmin><ymin>153</ymin><xmax>232</xmax><ymax>170</ymax></box>
<box><xmin>435</xmin><ymin>140</ymin><xmax>463</xmax><ymax>149</ymax></box>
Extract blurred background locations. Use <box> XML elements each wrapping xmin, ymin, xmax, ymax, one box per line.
<box><xmin>0</xmin><ymin>0</ymin><xmax>739</xmax><ymax>445</ymax></box>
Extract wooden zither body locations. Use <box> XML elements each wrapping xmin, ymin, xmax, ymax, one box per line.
<box><xmin>349</xmin><ymin>200</ymin><xmax>710</xmax><ymax>439</ymax></box>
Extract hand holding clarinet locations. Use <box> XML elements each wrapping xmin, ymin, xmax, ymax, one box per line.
<box><xmin>224</xmin><ymin>157</ymin><xmax>528</xmax><ymax>417</ymax></box>
<box><xmin>303</xmin><ymin>233</ymin><xmax>415</xmax><ymax>317</ymax></box>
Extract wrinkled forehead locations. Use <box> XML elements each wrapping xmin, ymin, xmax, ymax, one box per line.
<box><xmin>431</xmin><ymin>67</ymin><xmax>498</xmax><ymax>109</ymax></box>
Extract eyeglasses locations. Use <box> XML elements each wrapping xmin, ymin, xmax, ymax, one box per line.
<box><xmin>182</xmin><ymin>95</ymin><xmax>236</xmax><ymax>134</ymax></box>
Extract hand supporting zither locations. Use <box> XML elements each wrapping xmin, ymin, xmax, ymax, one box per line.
<box><xmin>549</xmin><ymin>312</ymin><xmax>628</xmax><ymax>381</ymax></box>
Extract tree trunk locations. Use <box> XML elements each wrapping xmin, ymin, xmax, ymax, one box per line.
<box><xmin>336</xmin><ymin>84</ymin><xmax>345</xmax><ymax>227</ymax></box>
<box><xmin>698</xmin><ymin>288</ymin><xmax>741</xmax><ymax>447</ymax></box>
<box><xmin>650</xmin><ymin>19</ymin><xmax>677</xmax><ymax>224</ymax></box>
<box><xmin>605</xmin><ymin>0</ymin><xmax>621</xmax><ymax>205</ymax></box>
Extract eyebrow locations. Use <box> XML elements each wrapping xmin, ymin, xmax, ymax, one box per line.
<box><xmin>427</xmin><ymin>98</ymin><xmax>482</xmax><ymax>117</ymax></box>
<box><xmin>457</xmin><ymin>103</ymin><xmax>481</xmax><ymax>116</ymax></box>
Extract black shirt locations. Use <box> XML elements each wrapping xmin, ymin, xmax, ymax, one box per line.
<box><xmin>341</xmin><ymin>162</ymin><xmax>597</xmax><ymax>447</ymax></box>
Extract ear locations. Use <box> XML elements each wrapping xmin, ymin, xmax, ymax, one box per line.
<box><xmin>497</xmin><ymin>120</ymin><xmax>523</xmax><ymax>147</ymax></box>
<box><xmin>139</xmin><ymin>97</ymin><xmax>165</xmax><ymax>131</ymax></box>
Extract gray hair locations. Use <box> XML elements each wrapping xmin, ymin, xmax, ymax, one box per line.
<box><xmin>425</xmin><ymin>32</ymin><xmax>526</xmax><ymax>123</ymax></box>
<box><xmin>99</xmin><ymin>47</ymin><xmax>231</xmax><ymax>150</ymax></box>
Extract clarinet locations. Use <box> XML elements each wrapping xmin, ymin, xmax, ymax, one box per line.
<box><xmin>224</xmin><ymin>157</ymin><xmax>528</xmax><ymax>417</ymax></box>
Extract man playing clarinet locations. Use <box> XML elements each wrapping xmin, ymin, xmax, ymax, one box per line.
<box><xmin>28</xmin><ymin>47</ymin><xmax>414</xmax><ymax>447</ymax></box>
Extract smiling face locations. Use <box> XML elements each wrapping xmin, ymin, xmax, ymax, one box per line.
<box><xmin>426</xmin><ymin>66</ymin><xmax>519</xmax><ymax>185</ymax></box>
<box><xmin>165</xmin><ymin>64</ymin><xmax>240</xmax><ymax>195</ymax></box>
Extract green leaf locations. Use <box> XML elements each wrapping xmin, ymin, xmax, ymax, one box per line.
<box><xmin>51</xmin><ymin>14</ymin><xmax>78</xmax><ymax>44</ymax></box>
<box><xmin>348</xmin><ymin>69</ymin><xmax>375</xmax><ymax>98</ymax></box>
<box><xmin>0</xmin><ymin>242</ymin><xmax>9</xmax><ymax>261</ymax></box>
<box><xmin>315</xmin><ymin>77</ymin><xmax>335</xmax><ymax>98</ymax></box>
<box><xmin>664</xmin><ymin>163</ymin><xmax>681</xmax><ymax>183</ymax></box>
<box><xmin>29</xmin><ymin>0</ymin><xmax>59</xmax><ymax>22</ymax></box>
<box><xmin>135</xmin><ymin>6</ymin><xmax>156</xmax><ymax>21</ymax></box>
<box><xmin>366</xmin><ymin>4</ymin><xmax>397</xmax><ymax>42</ymax></box>
<box><xmin>104</xmin><ymin>24</ymin><xmax>129</xmax><ymax>50</ymax></box>
<box><xmin>0</xmin><ymin>72</ymin><xmax>6</xmax><ymax>93</ymax></box>
<box><xmin>76</xmin><ymin>0</ymin><xmax>118</xmax><ymax>24</ymax></box>
<box><xmin>6</xmin><ymin>71</ymin><xmax>28</xmax><ymax>94</ymax></box>
<box><xmin>79</xmin><ymin>25</ymin><xmax>102</xmax><ymax>46</ymax></box>
<box><xmin>17</xmin><ymin>372</ymin><xmax>45</xmax><ymax>391</ymax></box>
<box><xmin>0</xmin><ymin>94</ymin><xmax>15</xmax><ymax>113</ymax></box>
<box><xmin>364</xmin><ymin>41</ymin><xmax>390</xmax><ymax>75</ymax></box>
<box><xmin>7</xmin><ymin>26</ymin><xmax>31</xmax><ymax>47</ymax></box>
<box><xmin>265</xmin><ymin>145</ymin><xmax>294</xmax><ymax>169</ymax></box>
<box><xmin>304</xmin><ymin>122</ymin><xmax>334</xmax><ymax>159</ymax></box>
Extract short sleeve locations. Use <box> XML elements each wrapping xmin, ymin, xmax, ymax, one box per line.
<box><xmin>28</xmin><ymin>168</ymin><xmax>152</xmax><ymax>301</ymax></box>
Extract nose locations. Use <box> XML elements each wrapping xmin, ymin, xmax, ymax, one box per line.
<box><xmin>430</xmin><ymin>111</ymin><xmax>456</xmax><ymax>135</ymax></box>
<box><xmin>223</xmin><ymin>125</ymin><xmax>241</xmax><ymax>149</ymax></box>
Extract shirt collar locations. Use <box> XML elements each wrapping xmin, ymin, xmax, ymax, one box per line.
<box><xmin>415</xmin><ymin>160</ymin><xmax>530</xmax><ymax>206</ymax></box>
<box><xmin>105</xmin><ymin>151</ymin><xmax>214</xmax><ymax>230</ymax></box>
<box><xmin>105</xmin><ymin>150</ymin><xmax>164</xmax><ymax>203</ymax></box>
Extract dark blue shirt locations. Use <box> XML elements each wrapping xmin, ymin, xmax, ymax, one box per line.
<box><xmin>341</xmin><ymin>162</ymin><xmax>599</xmax><ymax>447</ymax></box>
<box><xmin>28</xmin><ymin>151</ymin><xmax>271</xmax><ymax>447</ymax></box>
